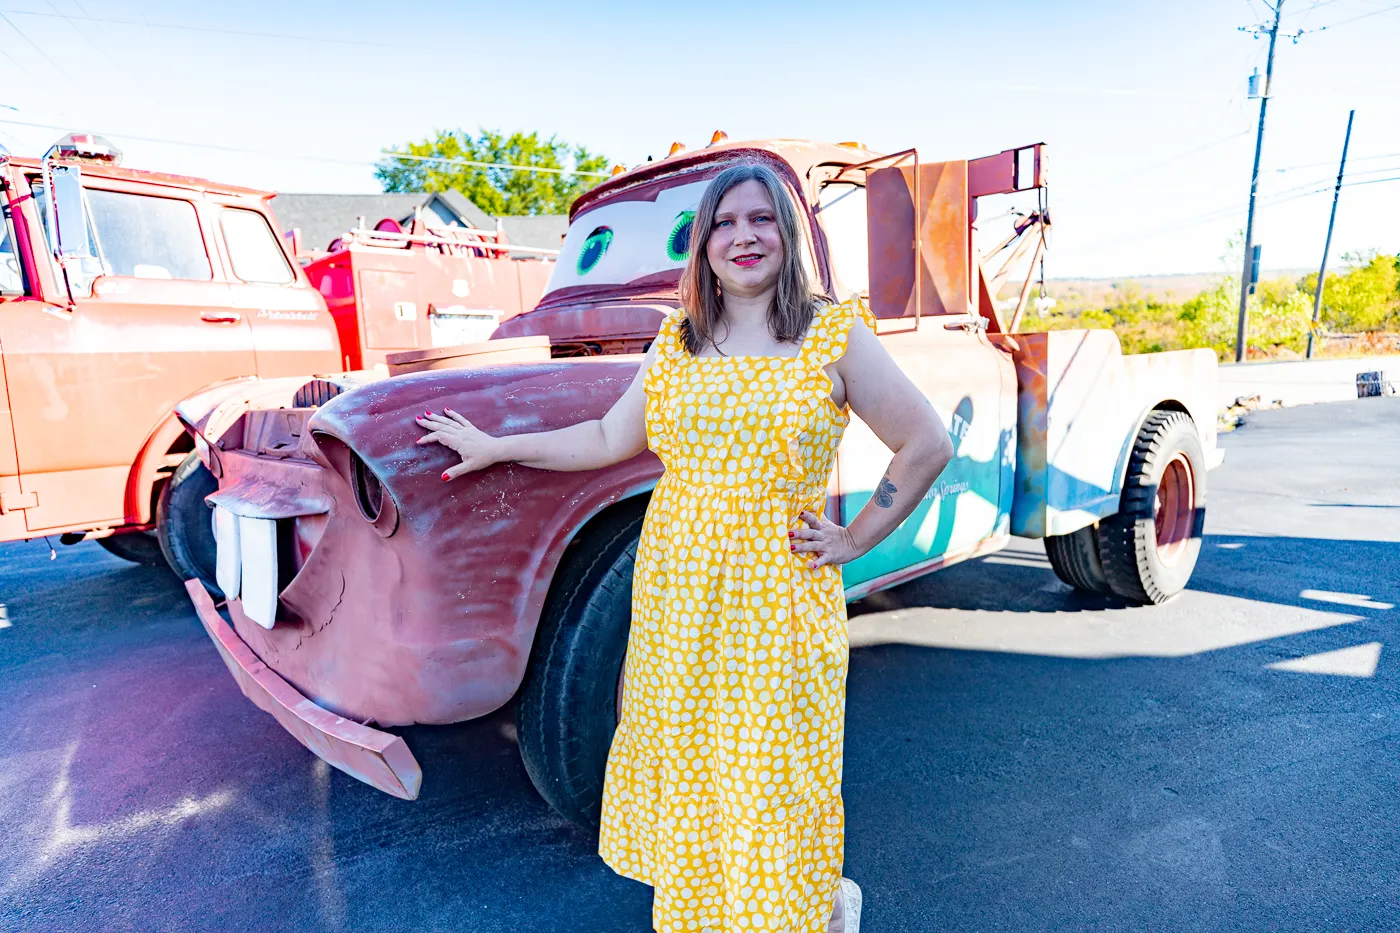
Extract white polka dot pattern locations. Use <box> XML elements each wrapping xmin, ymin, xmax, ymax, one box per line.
<box><xmin>599</xmin><ymin>297</ymin><xmax>877</xmax><ymax>932</ymax></box>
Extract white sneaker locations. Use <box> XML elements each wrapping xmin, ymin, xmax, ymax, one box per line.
<box><xmin>829</xmin><ymin>877</ymin><xmax>863</xmax><ymax>933</ymax></box>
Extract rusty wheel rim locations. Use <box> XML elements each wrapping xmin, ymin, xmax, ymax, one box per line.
<box><xmin>1154</xmin><ymin>453</ymin><xmax>1196</xmax><ymax>566</ymax></box>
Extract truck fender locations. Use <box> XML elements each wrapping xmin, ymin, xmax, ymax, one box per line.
<box><xmin>123</xmin><ymin>375</ymin><xmax>261</xmax><ymax>525</ymax></box>
<box><xmin>1111</xmin><ymin>398</ymin><xmax>1193</xmax><ymax>499</ymax></box>
<box><xmin>1003</xmin><ymin>331</ymin><xmax>1217</xmax><ymax>540</ymax></box>
<box><xmin>234</xmin><ymin>357</ymin><xmax>661</xmax><ymax>727</ymax></box>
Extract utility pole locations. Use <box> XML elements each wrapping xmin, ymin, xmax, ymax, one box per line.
<box><xmin>1235</xmin><ymin>0</ymin><xmax>1284</xmax><ymax>363</ymax></box>
<box><xmin>1306</xmin><ymin>109</ymin><xmax>1354</xmax><ymax>359</ymax></box>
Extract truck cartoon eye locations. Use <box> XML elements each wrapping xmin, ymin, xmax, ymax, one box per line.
<box><xmin>666</xmin><ymin>211</ymin><xmax>696</xmax><ymax>262</ymax></box>
<box><xmin>577</xmin><ymin>226</ymin><xmax>613</xmax><ymax>275</ymax></box>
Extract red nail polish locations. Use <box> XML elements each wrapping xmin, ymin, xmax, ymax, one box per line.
<box><xmin>789</xmin><ymin>544</ymin><xmax>795</xmax><ymax>551</ymax></box>
<box><xmin>787</xmin><ymin>531</ymin><xmax>794</xmax><ymax>538</ymax></box>
<box><xmin>441</xmin><ymin>472</ymin><xmax>450</xmax><ymax>481</ymax></box>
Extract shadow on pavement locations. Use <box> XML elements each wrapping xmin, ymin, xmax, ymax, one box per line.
<box><xmin>3</xmin><ymin>527</ymin><xmax>1398</xmax><ymax>931</ymax></box>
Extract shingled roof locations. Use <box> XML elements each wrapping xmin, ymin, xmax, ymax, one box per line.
<box><xmin>271</xmin><ymin>191</ymin><xmax>567</xmax><ymax>254</ymax></box>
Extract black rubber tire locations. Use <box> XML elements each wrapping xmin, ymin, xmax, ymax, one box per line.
<box><xmin>1044</xmin><ymin>524</ymin><xmax>1110</xmax><ymax>593</ymax></box>
<box><xmin>516</xmin><ymin>500</ymin><xmax>646</xmax><ymax>829</ymax></box>
<box><xmin>156</xmin><ymin>451</ymin><xmax>222</xmax><ymax>598</ymax></box>
<box><xmin>1098</xmin><ymin>410</ymin><xmax>1206</xmax><ymax>605</ymax></box>
<box><xmin>97</xmin><ymin>529</ymin><xmax>167</xmax><ymax>566</ymax></box>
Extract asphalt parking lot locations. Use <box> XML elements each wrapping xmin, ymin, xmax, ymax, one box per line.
<box><xmin>1</xmin><ymin>397</ymin><xmax>1397</xmax><ymax>933</ymax></box>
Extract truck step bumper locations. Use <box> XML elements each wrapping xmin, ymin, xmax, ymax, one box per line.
<box><xmin>186</xmin><ymin>580</ymin><xmax>423</xmax><ymax>800</ymax></box>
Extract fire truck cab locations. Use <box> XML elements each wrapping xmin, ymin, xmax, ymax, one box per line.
<box><xmin>0</xmin><ymin>134</ymin><xmax>340</xmax><ymax>562</ymax></box>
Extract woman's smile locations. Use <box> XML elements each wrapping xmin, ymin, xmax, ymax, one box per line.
<box><xmin>705</xmin><ymin>179</ymin><xmax>786</xmax><ymax>299</ymax></box>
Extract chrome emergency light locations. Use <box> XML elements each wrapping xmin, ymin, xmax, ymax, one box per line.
<box><xmin>44</xmin><ymin>132</ymin><xmax>122</xmax><ymax>165</ymax></box>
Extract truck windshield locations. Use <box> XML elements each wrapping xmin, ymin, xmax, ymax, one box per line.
<box><xmin>543</xmin><ymin>176</ymin><xmax>711</xmax><ymax>296</ymax></box>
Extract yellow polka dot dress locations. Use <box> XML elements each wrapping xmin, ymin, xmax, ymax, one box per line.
<box><xmin>600</xmin><ymin>297</ymin><xmax>878</xmax><ymax>933</ymax></box>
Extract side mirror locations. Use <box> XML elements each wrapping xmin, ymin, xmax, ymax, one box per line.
<box><xmin>45</xmin><ymin>163</ymin><xmax>92</xmax><ymax>259</ymax></box>
<box><xmin>42</xmin><ymin>162</ymin><xmax>103</xmax><ymax>300</ymax></box>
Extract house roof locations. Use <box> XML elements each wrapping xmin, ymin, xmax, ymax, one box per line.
<box><xmin>432</xmin><ymin>189</ymin><xmax>494</xmax><ymax>230</ymax></box>
<box><xmin>496</xmin><ymin>215</ymin><xmax>570</xmax><ymax>251</ymax></box>
<box><xmin>271</xmin><ymin>191</ymin><xmax>568</xmax><ymax>255</ymax></box>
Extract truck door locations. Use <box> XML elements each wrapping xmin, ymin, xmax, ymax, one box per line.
<box><xmin>838</xmin><ymin>322</ymin><xmax>1013</xmax><ymax>591</ymax></box>
<box><xmin>217</xmin><ymin>202</ymin><xmax>339</xmax><ymax>378</ymax></box>
<box><xmin>0</xmin><ymin>197</ymin><xmax>28</xmax><ymax>540</ymax></box>
<box><xmin>820</xmin><ymin>161</ymin><xmax>1016</xmax><ymax>592</ymax></box>
<box><xmin>0</xmin><ymin>173</ymin><xmax>256</xmax><ymax>533</ymax></box>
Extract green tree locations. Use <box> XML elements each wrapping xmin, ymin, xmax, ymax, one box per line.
<box><xmin>1299</xmin><ymin>250</ymin><xmax>1400</xmax><ymax>332</ymax></box>
<box><xmin>376</xmin><ymin>129</ymin><xmax>610</xmax><ymax>216</ymax></box>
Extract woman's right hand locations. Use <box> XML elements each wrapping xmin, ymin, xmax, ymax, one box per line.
<box><xmin>416</xmin><ymin>409</ymin><xmax>503</xmax><ymax>480</ymax></box>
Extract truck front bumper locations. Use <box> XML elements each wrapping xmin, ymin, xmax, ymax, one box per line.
<box><xmin>186</xmin><ymin>580</ymin><xmax>423</xmax><ymax>800</ymax></box>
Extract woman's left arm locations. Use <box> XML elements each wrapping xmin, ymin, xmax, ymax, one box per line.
<box><xmin>793</xmin><ymin>316</ymin><xmax>955</xmax><ymax>569</ymax></box>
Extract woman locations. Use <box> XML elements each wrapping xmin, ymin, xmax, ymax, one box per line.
<box><xmin>417</xmin><ymin>163</ymin><xmax>953</xmax><ymax>932</ymax></box>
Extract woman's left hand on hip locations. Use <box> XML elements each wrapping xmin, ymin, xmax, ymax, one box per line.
<box><xmin>790</xmin><ymin>510</ymin><xmax>860</xmax><ymax>569</ymax></box>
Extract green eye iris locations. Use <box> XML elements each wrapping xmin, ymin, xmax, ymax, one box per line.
<box><xmin>666</xmin><ymin>211</ymin><xmax>696</xmax><ymax>262</ymax></box>
<box><xmin>577</xmin><ymin>226</ymin><xmax>613</xmax><ymax>275</ymax></box>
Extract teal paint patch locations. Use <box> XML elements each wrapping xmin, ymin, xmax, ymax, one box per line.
<box><xmin>666</xmin><ymin>211</ymin><xmax>696</xmax><ymax>262</ymax></box>
<box><xmin>841</xmin><ymin>459</ymin><xmax>1003</xmax><ymax>588</ymax></box>
<box><xmin>577</xmin><ymin>226</ymin><xmax>613</xmax><ymax>275</ymax></box>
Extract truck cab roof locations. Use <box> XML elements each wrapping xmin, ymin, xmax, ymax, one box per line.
<box><xmin>2</xmin><ymin>155</ymin><xmax>275</xmax><ymax>200</ymax></box>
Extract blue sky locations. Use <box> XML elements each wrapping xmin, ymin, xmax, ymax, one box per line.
<box><xmin>0</xmin><ymin>0</ymin><xmax>1396</xmax><ymax>278</ymax></box>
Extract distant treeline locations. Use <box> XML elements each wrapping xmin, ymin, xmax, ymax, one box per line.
<box><xmin>1027</xmin><ymin>251</ymin><xmax>1400</xmax><ymax>360</ymax></box>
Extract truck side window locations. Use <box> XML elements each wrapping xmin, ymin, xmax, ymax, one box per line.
<box><xmin>0</xmin><ymin>221</ymin><xmax>24</xmax><ymax>295</ymax></box>
<box><xmin>85</xmin><ymin>189</ymin><xmax>211</xmax><ymax>280</ymax></box>
<box><xmin>220</xmin><ymin>208</ymin><xmax>294</xmax><ymax>285</ymax></box>
<box><xmin>815</xmin><ymin>183</ymin><xmax>869</xmax><ymax>300</ymax></box>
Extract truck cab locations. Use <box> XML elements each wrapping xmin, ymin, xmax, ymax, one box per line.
<box><xmin>0</xmin><ymin>135</ymin><xmax>340</xmax><ymax>556</ymax></box>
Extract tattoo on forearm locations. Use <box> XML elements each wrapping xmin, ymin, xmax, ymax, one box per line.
<box><xmin>874</xmin><ymin>471</ymin><xmax>898</xmax><ymax>508</ymax></box>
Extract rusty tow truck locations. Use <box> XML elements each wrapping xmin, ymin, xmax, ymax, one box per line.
<box><xmin>176</xmin><ymin>136</ymin><xmax>1220</xmax><ymax>825</ymax></box>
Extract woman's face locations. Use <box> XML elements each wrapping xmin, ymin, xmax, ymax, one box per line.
<box><xmin>706</xmin><ymin>179</ymin><xmax>785</xmax><ymax>298</ymax></box>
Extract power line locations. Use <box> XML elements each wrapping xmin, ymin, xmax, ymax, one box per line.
<box><xmin>42</xmin><ymin>0</ymin><xmax>115</xmax><ymax>63</ymax></box>
<box><xmin>0</xmin><ymin>115</ymin><xmax>370</xmax><ymax>164</ymax></box>
<box><xmin>379</xmin><ymin>151</ymin><xmax>611</xmax><ymax>179</ymax></box>
<box><xmin>1105</xmin><ymin>131</ymin><xmax>1251</xmax><ymax>184</ymax></box>
<box><xmin>1307</xmin><ymin>0</ymin><xmax>1400</xmax><ymax>30</ymax></box>
<box><xmin>1334</xmin><ymin>173</ymin><xmax>1400</xmax><ymax>189</ymax></box>
<box><xmin>0</xmin><ymin>8</ymin><xmax>393</xmax><ymax>47</ymax></box>
<box><xmin>1073</xmin><ymin>158</ymin><xmax>1386</xmax><ymax>255</ymax></box>
<box><xmin>1273</xmin><ymin>150</ymin><xmax>1400</xmax><ymax>172</ymax></box>
<box><xmin>0</xmin><ymin>11</ymin><xmax>62</xmax><ymax>71</ymax></box>
<box><xmin>0</xmin><ymin>117</ymin><xmax>613</xmax><ymax>180</ymax></box>
<box><xmin>1288</xmin><ymin>0</ymin><xmax>1348</xmax><ymax>24</ymax></box>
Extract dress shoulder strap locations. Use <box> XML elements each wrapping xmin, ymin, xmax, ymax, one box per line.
<box><xmin>644</xmin><ymin>309</ymin><xmax>687</xmax><ymax>397</ymax></box>
<box><xmin>801</xmin><ymin>296</ymin><xmax>877</xmax><ymax>370</ymax></box>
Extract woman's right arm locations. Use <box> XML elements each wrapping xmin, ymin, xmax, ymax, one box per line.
<box><xmin>416</xmin><ymin>342</ymin><xmax>657</xmax><ymax>480</ymax></box>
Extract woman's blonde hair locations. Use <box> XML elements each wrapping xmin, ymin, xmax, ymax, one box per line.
<box><xmin>677</xmin><ymin>162</ymin><xmax>826</xmax><ymax>355</ymax></box>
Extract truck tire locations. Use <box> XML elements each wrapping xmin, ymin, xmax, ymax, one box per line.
<box><xmin>1098</xmin><ymin>410</ymin><xmax>1205</xmax><ymax>605</ymax></box>
<box><xmin>516</xmin><ymin>501</ymin><xmax>645</xmax><ymax>829</ymax></box>
<box><xmin>97</xmin><ymin>530</ymin><xmax>167</xmax><ymax>566</ymax></box>
<box><xmin>156</xmin><ymin>451</ymin><xmax>222</xmax><ymax>598</ymax></box>
<box><xmin>1044</xmin><ymin>524</ymin><xmax>1110</xmax><ymax>593</ymax></box>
